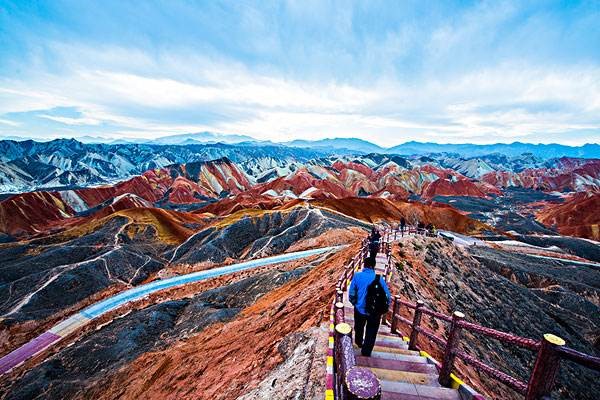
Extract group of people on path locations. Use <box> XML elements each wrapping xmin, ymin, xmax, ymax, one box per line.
<box><xmin>398</xmin><ymin>217</ymin><xmax>437</xmax><ymax>236</ymax></box>
<box><xmin>348</xmin><ymin>227</ymin><xmax>391</xmax><ymax>357</ymax></box>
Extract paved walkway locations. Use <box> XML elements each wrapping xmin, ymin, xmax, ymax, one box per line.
<box><xmin>0</xmin><ymin>246</ymin><xmax>338</xmax><ymax>375</ymax></box>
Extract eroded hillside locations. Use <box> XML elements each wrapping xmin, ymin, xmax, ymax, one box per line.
<box><xmin>0</xmin><ymin>238</ymin><xmax>363</xmax><ymax>400</ymax></box>
<box><xmin>389</xmin><ymin>236</ymin><xmax>599</xmax><ymax>400</ymax></box>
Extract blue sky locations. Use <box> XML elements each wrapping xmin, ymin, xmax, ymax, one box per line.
<box><xmin>0</xmin><ymin>0</ymin><xmax>599</xmax><ymax>146</ymax></box>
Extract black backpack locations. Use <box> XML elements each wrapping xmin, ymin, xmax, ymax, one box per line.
<box><xmin>366</xmin><ymin>275</ymin><xmax>388</xmax><ymax>315</ymax></box>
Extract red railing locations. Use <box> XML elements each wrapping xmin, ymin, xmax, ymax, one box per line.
<box><xmin>329</xmin><ymin>225</ymin><xmax>600</xmax><ymax>400</ymax></box>
<box><xmin>387</xmin><ymin>222</ymin><xmax>600</xmax><ymax>399</ymax></box>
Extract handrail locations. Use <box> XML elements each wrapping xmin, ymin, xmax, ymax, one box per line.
<box><xmin>455</xmin><ymin>350</ymin><xmax>529</xmax><ymax>394</ymax></box>
<box><xmin>414</xmin><ymin>325</ymin><xmax>447</xmax><ymax>348</ymax></box>
<box><xmin>395</xmin><ymin>297</ymin><xmax>416</xmax><ymax>309</ymax></box>
<box><xmin>556</xmin><ymin>346</ymin><xmax>600</xmax><ymax>370</ymax></box>
<box><xmin>393</xmin><ymin>313</ymin><xmax>413</xmax><ymax>327</ymax></box>
<box><xmin>421</xmin><ymin>307</ymin><xmax>454</xmax><ymax>323</ymax></box>
<box><xmin>458</xmin><ymin>320</ymin><xmax>540</xmax><ymax>351</ymax></box>
<box><xmin>385</xmin><ymin>226</ymin><xmax>600</xmax><ymax>400</ymax></box>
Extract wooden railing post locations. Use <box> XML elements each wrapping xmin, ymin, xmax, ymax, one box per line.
<box><xmin>525</xmin><ymin>334</ymin><xmax>565</xmax><ymax>400</ymax></box>
<box><xmin>334</xmin><ymin>322</ymin><xmax>354</xmax><ymax>398</ymax></box>
<box><xmin>439</xmin><ymin>311</ymin><xmax>465</xmax><ymax>387</ymax></box>
<box><xmin>335</xmin><ymin>302</ymin><xmax>345</xmax><ymax>325</ymax></box>
<box><xmin>390</xmin><ymin>297</ymin><xmax>400</xmax><ymax>334</ymax></box>
<box><xmin>408</xmin><ymin>300</ymin><xmax>425</xmax><ymax>351</ymax></box>
<box><xmin>334</xmin><ymin>323</ymin><xmax>380</xmax><ymax>400</ymax></box>
<box><xmin>344</xmin><ymin>367</ymin><xmax>381</xmax><ymax>400</ymax></box>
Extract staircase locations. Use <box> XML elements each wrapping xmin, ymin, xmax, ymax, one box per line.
<box><xmin>342</xmin><ymin>253</ymin><xmax>460</xmax><ymax>400</ymax></box>
<box><xmin>330</xmin><ymin>228</ymin><xmax>600</xmax><ymax>400</ymax></box>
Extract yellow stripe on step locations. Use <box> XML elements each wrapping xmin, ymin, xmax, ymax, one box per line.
<box><xmin>450</xmin><ymin>373</ymin><xmax>465</xmax><ymax>389</ymax></box>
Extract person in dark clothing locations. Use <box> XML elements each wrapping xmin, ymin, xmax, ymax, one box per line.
<box><xmin>400</xmin><ymin>217</ymin><xmax>406</xmax><ymax>236</ymax></box>
<box><xmin>369</xmin><ymin>227</ymin><xmax>381</xmax><ymax>242</ymax></box>
<box><xmin>349</xmin><ymin>256</ymin><xmax>391</xmax><ymax>356</ymax></box>
<box><xmin>368</xmin><ymin>240</ymin><xmax>379</xmax><ymax>258</ymax></box>
<box><xmin>368</xmin><ymin>227</ymin><xmax>381</xmax><ymax>258</ymax></box>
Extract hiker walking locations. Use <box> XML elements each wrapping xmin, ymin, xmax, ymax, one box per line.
<box><xmin>349</xmin><ymin>257</ymin><xmax>391</xmax><ymax>357</ymax></box>
<box><xmin>400</xmin><ymin>217</ymin><xmax>406</xmax><ymax>237</ymax></box>
<box><xmin>368</xmin><ymin>227</ymin><xmax>381</xmax><ymax>258</ymax></box>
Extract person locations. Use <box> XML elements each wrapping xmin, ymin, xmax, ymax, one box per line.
<box><xmin>369</xmin><ymin>227</ymin><xmax>381</xmax><ymax>243</ymax></box>
<box><xmin>400</xmin><ymin>217</ymin><xmax>406</xmax><ymax>236</ymax></box>
<box><xmin>349</xmin><ymin>257</ymin><xmax>391</xmax><ymax>357</ymax></box>
<box><xmin>368</xmin><ymin>227</ymin><xmax>381</xmax><ymax>258</ymax></box>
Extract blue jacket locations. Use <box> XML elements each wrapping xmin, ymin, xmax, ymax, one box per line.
<box><xmin>349</xmin><ymin>268</ymin><xmax>391</xmax><ymax>315</ymax></box>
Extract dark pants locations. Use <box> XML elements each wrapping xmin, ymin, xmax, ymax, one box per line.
<box><xmin>354</xmin><ymin>309</ymin><xmax>381</xmax><ymax>357</ymax></box>
<box><xmin>369</xmin><ymin>243</ymin><xmax>379</xmax><ymax>258</ymax></box>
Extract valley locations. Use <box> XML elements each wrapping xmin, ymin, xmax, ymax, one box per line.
<box><xmin>0</xmin><ymin>139</ymin><xmax>598</xmax><ymax>399</ymax></box>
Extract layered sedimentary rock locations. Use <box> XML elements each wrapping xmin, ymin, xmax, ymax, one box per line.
<box><xmin>390</xmin><ymin>236</ymin><xmax>599</xmax><ymax>400</ymax></box>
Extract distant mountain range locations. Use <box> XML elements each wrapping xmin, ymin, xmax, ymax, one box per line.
<box><xmin>0</xmin><ymin>136</ymin><xmax>598</xmax><ymax>195</ymax></box>
<box><xmin>287</xmin><ymin>138</ymin><xmax>600</xmax><ymax>158</ymax></box>
<box><xmin>284</xmin><ymin>137</ymin><xmax>385</xmax><ymax>154</ymax></box>
<box><xmin>4</xmin><ymin>133</ymin><xmax>598</xmax><ymax>158</ymax></box>
<box><xmin>0</xmin><ymin>139</ymin><xmax>326</xmax><ymax>193</ymax></box>
<box><xmin>388</xmin><ymin>141</ymin><xmax>600</xmax><ymax>159</ymax></box>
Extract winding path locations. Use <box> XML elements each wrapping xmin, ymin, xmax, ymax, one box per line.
<box><xmin>0</xmin><ymin>246</ymin><xmax>339</xmax><ymax>375</ymax></box>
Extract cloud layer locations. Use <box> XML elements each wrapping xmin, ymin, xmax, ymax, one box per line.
<box><xmin>0</xmin><ymin>1</ymin><xmax>599</xmax><ymax>145</ymax></box>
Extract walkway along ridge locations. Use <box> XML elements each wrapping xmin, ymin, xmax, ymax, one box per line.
<box><xmin>325</xmin><ymin>226</ymin><xmax>600</xmax><ymax>400</ymax></box>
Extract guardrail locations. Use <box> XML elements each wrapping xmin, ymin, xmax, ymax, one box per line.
<box><xmin>328</xmin><ymin>225</ymin><xmax>599</xmax><ymax>400</ymax></box>
<box><xmin>386</xmin><ymin>225</ymin><xmax>600</xmax><ymax>400</ymax></box>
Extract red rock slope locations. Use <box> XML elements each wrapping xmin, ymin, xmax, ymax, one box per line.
<box><xmin>536</xmin><ymin>192</ymin><xmax>600</xmax><ymax>240</ymax></box>
<box><xmin>83</xmin><ymin>240</ymin><xmax>362</xmax><ymax>400</ymax></box>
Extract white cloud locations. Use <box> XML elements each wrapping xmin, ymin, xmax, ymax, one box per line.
<box><xmin>0</xmin><ymin>118</ymin><xmax>20</xmax><ymax>127</ymax></box>
<box><xmin>38</xmin><ymin>114</ymin><xmax>101</xmax><ymax>126</ymax></box>
<box><xmin>1</xmin><ymin>45</ymin><xmax>599</xmax><ymax>145</ymax></box>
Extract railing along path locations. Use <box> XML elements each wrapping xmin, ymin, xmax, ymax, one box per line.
<box><xmin>327</xmin><ymin>224</ymin><xmax>600</xmax><ymax>400</ymax></box>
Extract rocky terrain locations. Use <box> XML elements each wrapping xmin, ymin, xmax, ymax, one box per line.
<box><xmin>0</xmin><ymin>205</ymin><xmax>360</xmax><ymax>355</ymax></box>
<box><xmin>2</xmin><ymin>148</ymin><xmax>598</xmax><ymax>240</ymax></box>
<box><xmin>537</xmin><ymin>192</ymin><xmax>600</xmax><ymax>241</ymax></box>
<box><xmin>1</xmin><ymin>265</ymin><xmax>318</xmax><ymax>400</ymax></box>
<box><xmin>0</xmin><ymin>138</ymin><xmax>598</xmax><ymax>399</ymax></box>
<box><xmin>0</xmin><ymin>235</ymin><xmax>361</xmax><ymax>400</ymax></box>
<box><xmin>389</xmin><ymin>236</ymin><xmax>599</xmax><ymax>400</ymax></box>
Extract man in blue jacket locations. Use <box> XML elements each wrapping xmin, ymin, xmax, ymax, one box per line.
<box><xmin>349</xmin><ymin>256</ymin><xmax>391</xmax><ymax>356</ymax></box>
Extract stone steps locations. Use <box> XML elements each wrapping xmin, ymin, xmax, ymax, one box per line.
<box><xmin>381</xmin><ymin>380</ymin><xmax>460</xmax><ymax>400</ymax></box>
<box><xmin>341</xmin><ymin>248</ymin><xmax>460</xmax><ymax>400</ymax></box>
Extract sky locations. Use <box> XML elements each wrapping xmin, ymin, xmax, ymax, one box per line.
<box><xmin>0</xmin><ymin>0</ymin><xmax>599</xmax><ymax>146</ymax></box>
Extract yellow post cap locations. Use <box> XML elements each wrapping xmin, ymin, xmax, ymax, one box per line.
<box><xmin>335</xmin><ymin>323</ymin><xmax>352</xmax><ymax>335</ymax></box>
<box><xmin>544</xmin><ymin>334</ymin><xmax>566</xmax><ymax>346</ymax></box>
